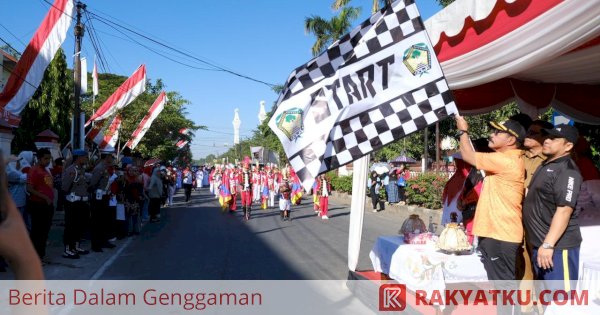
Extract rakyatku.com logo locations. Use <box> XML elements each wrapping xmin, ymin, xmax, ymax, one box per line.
<box><xmin>379</xmin><ymin>284</ymin><xmax>407</xmax><ymax>311</ymax></box>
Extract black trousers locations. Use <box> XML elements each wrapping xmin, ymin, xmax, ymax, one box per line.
<box><xmin>28</xmin><ymin>201</ymin><xmax>55</xmax><ymax>259</ymax></box>
<box><xmin>478</xmin><ymin>237</ymin><xmax>520</xmax><ymax>280</ymax></box>
<box><xmin>370</xmin><ymin>186</ymin><xmax>379</xmax><ymax>209</ymax></box>
<box><xmin>183</xmin><ymin>184</ymin><xmax>193</xmax><ymax>201</ymax></box>
<box><xmin>63</xmin><ymin>200</ymin><xmax>89</xmax><ymax>248</ymax></box>
<box><xmin>149</xmin><ymin>198</ymin><xmax>162</xmax><ymax>218</ymax></box>
<box><xmin>90</xmin><ymin>198</ymin><xmax>109</xmax><ymax>249</ymax></box>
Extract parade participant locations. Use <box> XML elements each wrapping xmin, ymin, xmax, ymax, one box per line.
<box><xmin>290</xmin><ymin>170</ymin><xmax>303</xmax><ymax>205</ymax></box>
<box><xmin>52</xmin><ymin>157</ymin><xmax>65</xmax><ymax>213</ymax></box>
<box><xmin>182</xmin><ymin>166</ymin><xmax>193</xmax><ymax>203</ymax></box>
<box><xmin>317</xmin><ymin>175</ymin><xmax>331</xmax><ymax>220</ymax></box>
<box><xmin>89</xmin><ymin>151</ymin><xmax>117</xmax><ymax>252</ymax></box>
<box><xmin>226</xmin><ymin>166</ymin><xmax>238</xmax><ymax>212</ymax></box>
<box><xmin>166</xmin><ymin>166</ymin><xmax>176</xmax><ymax>206</ymax></box>
<box><xmin>523</xmin><ymin>124</ymin><xmax>583</xmax><ymax>289</ymax></box>
<box><xmin>196</xmin><ymin>167</ymin><xmax>204</xmax><ymax>189</ymax></box>
<box><xmin>279</xmin><ymin>179</ymin><xmax>292</xmax><ymax>221</ymax></box>
<box><xmin>26</xmin><ymin>148</ymin><xmax>55</xmax><ymax>261</ymax></box>
<box><xmin>214</xmin><ymin>167</ymin><xmax>222</xmax><ymax>199</ymax></box>
<box><xmin>147</xmin><ymin>167</ymin><xmax>163</xmax><ymax>222</ymax></box>
<box><xmin>260</xmin><ymin>167</ymin><xmax>269</xmax><ymax>209</ymax></box>
<box><xmin>208</xmin><ymin>167</ymin><xmax>215</xmax><ymax>195</ymax></box>
<box><xmin>267</xmin><ymin>167</ymin><xmax>276</xmax><ymax>209</ymax></box>
<box><xmin>251</xmin><ymin>165</ymin><xmax>260</xmax><ymax>204</ymax></box>
<box><xmin>312</xmin><ymin>180</ymin><xmax>319</xmax><ymax>214</ymax></box>
<box><xmin>61</xmin><ymin>149</ymin><xmax>91</xmax><ymax>259</ymax></box>
<box><xmin>456</xmin><ymin>116</ymin><xmax>525</xmax><ymax>280</ymax></box>
<box><xmin>124</xmin><ymin>165</ymin><xmax>143</xmax><ymax>236</ymax></box>
<box><xmin>240</xmin><ymin>160</ymin><xmax>253</xmax><ymax>220</ymax></box>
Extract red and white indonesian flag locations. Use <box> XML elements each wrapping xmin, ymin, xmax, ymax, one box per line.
<box><xmin>92</xmin><ymin>59</ymin><xmax>99</xmax><ymax>96</ymax></box>
<box><xmin>179</xmin><ymin>128</ymin><xmax>192</xmax><ymax>136</ymax></box>
<box><xmin>176</xmin><ymin>140</ymin><xmax>189</xmax><ymax>149</ymax></box>
<box><xmin>86</xmin><ymin>64</ymin><xmax>146</xmax><ymax>126</ymax></box>
<box><xmin>0</xmin><ymin>0</ymin><xmax>74</xmax><ymax>122</ymax></box>
<box><xmin>87</xmin><ymin>115</ymin><xmax>122</xmax><ymax>152</ymax></box>
<box><xmin>125</xmin><ymin>92</ymin><xmax>168</xmax><ymax>150</ymax></box>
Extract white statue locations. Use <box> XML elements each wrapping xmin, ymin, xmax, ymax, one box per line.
<box><xmin>233</xmin><ymin>108</ymin><xmax>241</xmax><ymax>145</ymax></box>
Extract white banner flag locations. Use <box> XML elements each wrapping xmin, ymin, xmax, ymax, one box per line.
<box><xmin>80</xmin><ymin>56</ymin><xmax>88</xmax><ymax>94</ymax></box>
<box><xmin>92</xmin><ymin>58</ymin><xmax>99</xmax><ymax>96</ymax></box>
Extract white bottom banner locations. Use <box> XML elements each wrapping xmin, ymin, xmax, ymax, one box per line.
<box><xmin>1</xmin><ymin>280</ymin><xmax>599</xmax><ymax>315</ymax></box>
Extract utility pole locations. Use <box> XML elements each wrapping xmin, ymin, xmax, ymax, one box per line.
<box><xmin>73</xmin><ymin>1</ymin><xmax>86</xmax><ymax>150</ymax></box>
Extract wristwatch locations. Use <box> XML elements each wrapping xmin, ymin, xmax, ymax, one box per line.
<box><xmin>456</xmin><ymin>130</ymin><xmax>468</xmax><ymax>138</ymax></box>
<box><xmin>542</xmin><ymin>242</ymin><xmax>554</xmax><ymax>249</ymax></box>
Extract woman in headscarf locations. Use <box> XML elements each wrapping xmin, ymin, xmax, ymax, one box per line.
<box><xmin>147</xmin><ymin>167</ymin><xmax>163</xmax><ymax>222</ymax></box>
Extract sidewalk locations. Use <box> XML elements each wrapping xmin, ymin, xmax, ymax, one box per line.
<box><xmin>328</xmin><ymin>191</ymin><xmax>443</xmax><ymax>234</ymax></box>
<box><xmin>1</xmin><ymin>208</ymin><xmax>134</xmax><ymax>280</ymax></box>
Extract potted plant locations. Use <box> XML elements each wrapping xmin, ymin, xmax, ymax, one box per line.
<box><xmin>378</xmin><ymin>186</ymin><xmax>387</xmax><ymax>210</ymax></box>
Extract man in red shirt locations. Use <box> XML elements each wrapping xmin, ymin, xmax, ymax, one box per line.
<box><xmin>27</xmin><ymin>148</ymin><xmax>55</xmax><ymax>261</ymax></box>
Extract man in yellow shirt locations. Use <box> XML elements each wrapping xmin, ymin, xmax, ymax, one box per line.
<box><xmin>456</xmin><ymin>116</ymin><xmax>526</xmax><ymax>280</ymax></box>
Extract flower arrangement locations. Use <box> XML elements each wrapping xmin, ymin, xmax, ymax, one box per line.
<box><xmin>441</xmin><ymin>136</ymin><xmax>458</xmax><ymax>151</ymax></box>
<box><xmin>378</xmin><ymin>186</ymin><xmax>387</xmax><ymax>200</ymax></box>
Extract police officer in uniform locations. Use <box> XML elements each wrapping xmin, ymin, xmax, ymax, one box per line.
<box><xmin>61</xmin><ymin>149</ymin><xmax>91</xmax><ymax>259</ymax></box>
<box><xmin>89</xmin><ymin>151</ymin><xmax>117</xmax><ymax>252</ymax></box>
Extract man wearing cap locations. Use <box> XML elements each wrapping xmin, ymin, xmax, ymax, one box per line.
<box><xmin>61</xmin><ymin>149</ymin><xmax>91</xmax><ymax>259</ymax></box>
<box><xmin>456</xmin><ymin>116</ymin><xmax>526</xmax><ymax>281</ymax></box>
<box><xmin>522</xmin><ymin>124</ymin><xmax>582</xmax><ymax>289</ymax></box>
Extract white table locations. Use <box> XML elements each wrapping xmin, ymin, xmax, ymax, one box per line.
<box><xmin>369</xmin><ymin>235</ymin><xmax>487</xmax><ymax>295</ymax></box>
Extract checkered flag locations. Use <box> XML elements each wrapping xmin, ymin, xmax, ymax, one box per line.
<box><xmin>269</xmin><ymin>0</ymin><xmax>458</xmax><ymax>190</ymax></box>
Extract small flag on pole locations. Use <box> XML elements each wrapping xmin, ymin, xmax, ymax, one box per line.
<box><xmin>269</xmin><ymin>0</ymin><xmax>457</xmax><ymax>190</ymax></box>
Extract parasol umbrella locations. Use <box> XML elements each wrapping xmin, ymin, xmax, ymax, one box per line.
<box><xmin>144</xmin><ymin>158</ymin><xmax>161</xmax><ymax>167</ymax></box>
<box><xmin>370</xmin><ymin>162</ymin><xmax>390</xmax><ymax>175</ymax></box>
<box><xmin>391</xmin><ymin>155</ymin><xmax>416</xmax><ymax>164</ymax></box>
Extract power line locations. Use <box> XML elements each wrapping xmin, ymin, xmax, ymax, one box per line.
<box><xmin>0</xmin><ymin>62</ymin><xmax>41</xmax><ymax>91</ymax></box>
<box><xmin>84</xmin><ymin>10</ymin><xmax>277</xmax><ymax>87</ymax></box>
<box><xmin>0</xmin><ymin>23</ymin><xmax>26</xmax><ymax>51</ymax></box>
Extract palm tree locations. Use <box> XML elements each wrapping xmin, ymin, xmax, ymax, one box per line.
<box><xmin>305</xmin><ymin>6</ymin><xmax>362</xmax><ymax>56</ymax></box>
<box><xmin>332</xmin><ymin>0</ymin><xmax>387</xmax><ymax>13</ymax></box>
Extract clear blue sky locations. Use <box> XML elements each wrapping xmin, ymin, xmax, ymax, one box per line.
<box><xmin>1</xmin><ymin>0</ymin><xmax>442</xmax><ymax>159</ymax></box>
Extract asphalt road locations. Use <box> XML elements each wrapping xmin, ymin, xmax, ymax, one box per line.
<box><xmin>96</xmin><ymin>188</ymin><xmax>403</xmax><ymax>280</ymax></box>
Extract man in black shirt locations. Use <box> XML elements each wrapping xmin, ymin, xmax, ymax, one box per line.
<box><xmin>522</xmin><ymin>124</ymin><xmax>582</xmax><ymax>290</ymax></box>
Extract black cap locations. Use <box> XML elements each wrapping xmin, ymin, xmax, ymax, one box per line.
<box><xmin>489</xmin><ymin>119</ymin><xmax>526</xmax><ymax>143</ymax></box>
<box><xmin>542</xmin><ymin>124</ymin><xmax>579</xmax><ymax>144</ymax></box>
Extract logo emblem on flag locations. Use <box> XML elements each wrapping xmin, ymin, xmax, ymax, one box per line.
<box><xmin>276</xmin><ymin>108</ymin><xmax>304</xmax><ymax>141</ymax></box>
<box><xmin>403</xmin><ymin>43</ymin><xmax>432</xmax><ymax>76</ymax></box>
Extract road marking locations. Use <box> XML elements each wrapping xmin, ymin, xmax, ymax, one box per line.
<box><xmin>90</xmin><ymin>237</ymin><xmax>134</xmax><ymax>280</ymax></box>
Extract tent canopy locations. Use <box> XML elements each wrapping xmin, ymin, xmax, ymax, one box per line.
<box><xmin>425</xmin><ymin>0</ymin><xmax>600</xmax><ymax>123</ymax></box>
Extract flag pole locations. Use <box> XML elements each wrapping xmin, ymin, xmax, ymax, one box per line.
<box><xmin>348</xmin><ymin>0</ymin><xmax>395</xmax><ymax>273</ymax></box>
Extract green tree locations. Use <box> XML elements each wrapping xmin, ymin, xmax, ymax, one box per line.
<box><xmin>12</xmin><ymin>48</ymin><xmax>73</xmax><ymax>152</ymax></box>
<box><xmin>305</xmin><ymin>5</ymin><xmax>362</xmax><ymax>56</ymax></box>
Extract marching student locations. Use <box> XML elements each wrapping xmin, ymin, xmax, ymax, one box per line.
<box><xmin>316</xmin><ymin>175</ymin><xmax>331</xmax><ymax>220</ymax></box>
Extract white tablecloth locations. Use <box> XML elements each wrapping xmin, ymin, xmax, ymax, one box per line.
<box><xmin>369</xmin><ymin>235</ymin><xmax>487</xmax><ymax>295</ymax></box>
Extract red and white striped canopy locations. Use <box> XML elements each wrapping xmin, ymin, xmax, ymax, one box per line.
<box><xmin>425</xmin><ymin>0</ymin><xmax>600</xmax><ymax>123</ymax></box>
